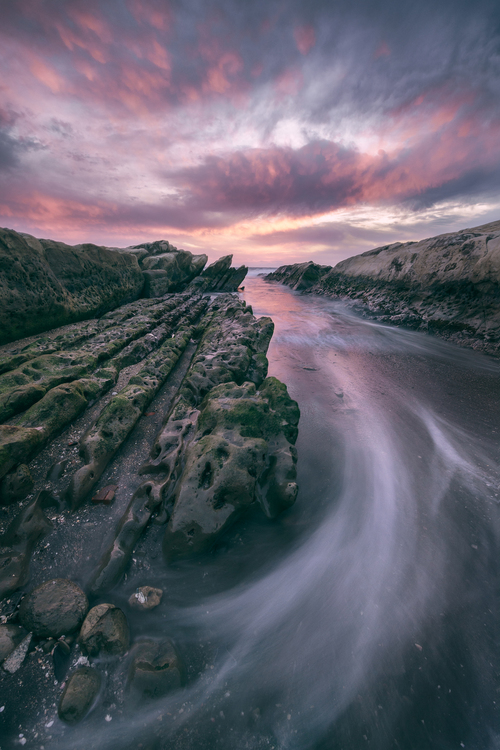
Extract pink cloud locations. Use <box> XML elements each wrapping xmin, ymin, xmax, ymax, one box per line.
<box><xmin>374</xmin><ymin>41</ymin><xmax>390</xmax><ymax>59</ymax></box>
<box><xmin>294</xmin><ymin>25</ymin><xmax>316</xmax><ymax>55</ymax></box>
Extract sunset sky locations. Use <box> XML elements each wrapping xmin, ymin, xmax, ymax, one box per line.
<box><xmin>1</xmin><ymin>0</ymin><xmax>500</xmax><ymax>265</ymax></box>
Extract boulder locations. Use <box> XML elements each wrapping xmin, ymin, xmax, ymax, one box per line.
<box><xmin>128</xmin><ymin>639</ymin><xmax>183</xmax><ymax>698</ymax></box>
<box><xmin>18</xmin><ymin>579</ymin><xmax>88</xmax><ymax>638</ymax></box>
<box><xmin>0</xmin><ymin>228</ymin><xmax>144</xmax><ymax>345</ymax></box>
<box><xmin>78</xmin><ymin>603</ymin><xmax>129</xmax><ymax>656</ymax></box>
<box><xmin>58</xmin><ymin>667</ymin><xmax>101</xmax><ymax>724</ymax></box>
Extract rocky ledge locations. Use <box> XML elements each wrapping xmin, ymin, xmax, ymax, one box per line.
<box><xmin>0</xmin><ymin>240</ymin><xmax>299</xmax><ymax>740</ymax></box>
<box><xmin>0</xmin><ymin>228</ymin><xmax>247</xmax><ymax>345</ymax></box>
<box><xmin>267</xmin><ymin>220</ymin><xmax>500</xmax><ymax>356</ymax></box>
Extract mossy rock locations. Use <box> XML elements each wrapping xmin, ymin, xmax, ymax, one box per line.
<box><xmin>163</xmin><ymin>378</ymin><xmax>299</xmax><ymax>560</ymax></box>
<box><xmin>0</xmin><ymin>425</ymin><xmax>44</xmax><ymax>481</ymax></box>
<box><xmin>0</xmin><ymin>228</ymin><xmax>144</xmax><ymax>345</ymax></box>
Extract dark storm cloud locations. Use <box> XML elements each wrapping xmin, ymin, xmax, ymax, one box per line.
<box><xmin>0</xmin><ymin>110</ymin><xmax>47</xmax><ymax>172</ymax></box>
<box><xmin>0</xmin><ymin>129</ymin><xmax>19</xmax><ymax>172</ymax></box>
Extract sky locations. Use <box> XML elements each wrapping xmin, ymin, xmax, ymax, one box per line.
<box><xmin>1</xmin><ymin>0</ymin><xmax>500</xmax><ymax>266</ymax></box>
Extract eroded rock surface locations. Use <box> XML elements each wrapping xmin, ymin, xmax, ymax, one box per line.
<box><xmin>163</xmin><ymin>377</ymin><xmax>299</xmax><ymax>559</ymax></box>
<box><xmin>87</xmin><ymin>294</ymin><xmax>297</xmax><ymax>592</ymax></box>
<box><xmin>0</xmin><ymin>228</ymin><xmax>144</xmax><ymax>345</ymax></box>
<box><xmin>0</xmin><ymin>270</ymin><xmax>299</xmax><ymax>743</ymax></box>
<box><xmin>267</xmin><ymin>220</ymin><xmax>500</xmax><ymax>355</ymax></box>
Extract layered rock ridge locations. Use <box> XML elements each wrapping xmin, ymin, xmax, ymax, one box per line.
<box><xmin>0</xmin><ymin>238</ymin><xmax>298</xmax><ymax>736</ymax></box>
<box><xmin>267</xmin><ymin>220</ymin><xmax>500</xmax><ymax>355</ymax></box>
<box><xmin>0</xmin><ymin>228</ymin><xmax>248</xmax><ymax>344</ymax></box>
<box><xmin>0</xmin><ymin>291</ymin><xmax>299</xmax><ymax>601</ymax></box>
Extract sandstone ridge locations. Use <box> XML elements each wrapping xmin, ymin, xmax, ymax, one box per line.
<box><xmin>0</xmin><ymin>228</ymin><xmax>248</xmax><ymax>344</ymax></box>
<box><xmin>266</xmin><ymin>220</ymin><xmax>500</xmax><ymax>355</ymax></box>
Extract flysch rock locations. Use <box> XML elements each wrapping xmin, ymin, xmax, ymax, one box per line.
<box><xmin>0</xmin><ymin>227</ymin><xmax>248</xmax><ymax>345</ymax></box>
<box><xmin>267</xmin><ymin>220</ymin><xmax>500</xmax><ymax>355</ymax></box>
<box><xmin>87</xmin><ymin>295</ymin><xmax>289</xmax><ymax>593</ymax></box>
<box><xmin>0</xmin><ymin>239</ymin><xmax>297</xmax><ymax>742</ymax></box>
<box><xmin>66</xmin><ymin>297</ymin><xmax>209</xmax><ymax>509</ymax></box>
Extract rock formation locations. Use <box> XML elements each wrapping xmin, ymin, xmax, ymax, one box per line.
<box><xmin>0</xmin><ymin>229</ymin><xmax>144</xmax><ymax>345</ymax></box>
<box><xmin>267</xmin><ymin>220</ymin><xmax>500</xmax><ymax>355</ymax></box>
<box><xmin>0</xmin><ymin>228</ymin><xmax>248</xmax><ymax>344</ymax></box>
<box><xmin>0</xmin><ymin>248</ymin><xmax>299</xmax><ymax>735</ymax></box>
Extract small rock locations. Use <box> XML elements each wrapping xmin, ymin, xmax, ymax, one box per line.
<box><xmin>0</xmin><ymin>624</ymin><xmax>28</xmax><ymax>661</ymax></box>
<box><xmin>46</xmin><ymin>459</ymin><xmax>68</xmax><ymax>482</ymax></box>
<box><xmin>128</xmin><ymin>586</ymin><xmax>163</xmax><ymax>611</ymax></box>
<box><xmin>52</xmin><ymin>640</ymin><xmax>72</xmax><ymax>681</ymax></box>
<box><xmin>18</xmin><ymin>579</ymin><xmax>88</xmax><ymax>638</ymax></box>
<box><xmin>2</xmin><ymin>633</ymin><xmax>32</xmax><ymax>674</ymax></box>
<box><xmin>58</xmin><ymin>667</ymin><xmax>101</xmax><ymax>724</ymax></box>
<box><xmin>128</xmin><ymin>639</ymin><xmax>183</xmax><ymax>698</ymax></box>
<box><xmin>79</xmin><ymin>604</ymin><xmax>129</xmax><ymax>657</ymax></box>
<box><xmin>92</xmin><ymin>484</ymin><xmax>118</xmax><ymax>505</ymax></box>
<box><xmin>0</xmin><ymin>464</ymin><xmax>34</xmax><ymax>504</ymax></box>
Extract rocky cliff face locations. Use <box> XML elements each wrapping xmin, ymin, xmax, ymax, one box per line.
<box><xmin>0</xmin><ymin>229</ymin><xmax>248</xmax><ymax>344</ymax></box>
<box><xmin>267</xmin><ymin>220</ymin><xmax>500</xmax><ymax>355</ymax></box>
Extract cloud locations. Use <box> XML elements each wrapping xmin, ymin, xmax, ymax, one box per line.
<box><xmin>172</xmin><ymin>107</ymin><xmax>500</xmax><ymax>221</ymax></box>
<box><xmin>0</xmin><ymin>0</ymin><xmax>500</xmax><ymax>262</ymax></box>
